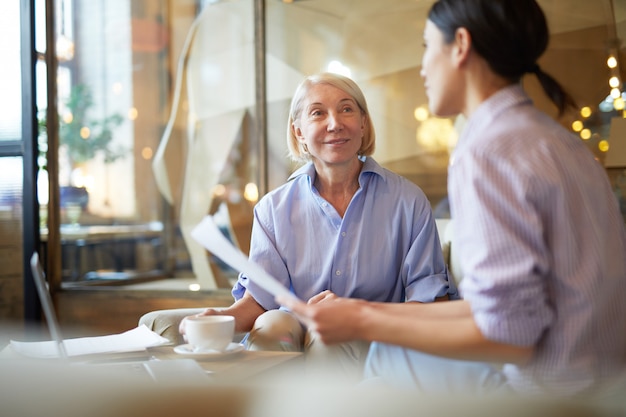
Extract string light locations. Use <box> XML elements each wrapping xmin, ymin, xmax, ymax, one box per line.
<box><xmin>580</xmin><ymin>107</ymin><xmax>592</xmax><ymax>118</ymax></box>
<box><xmin>608</xmin><ymin>56</ymin><xmax>618</xmax><ymax>69</ymax></box>
<box><xmin>598</xmin><ymin>140</ymin><xmax>610</xmax><ymax>152</ymax></box>
<box><xmin>580</xmin><ymin>128</ymin><xmax>591</xmax><ymax>140</ymax></box>
<box><xmin>609</xmin><ymin>76</ymin><xmax>621</xmax><ymax>88</ymax></box>
<box><xmin>574</xmin><ymin>42</ymin><xmax>624</xmax><ymax>164</ymax></box>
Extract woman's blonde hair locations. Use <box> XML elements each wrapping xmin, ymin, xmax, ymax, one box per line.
<box><xmin>287</xmin><ymin>72</ymin><xmax>376</xmax><ymax>163</ymax></box>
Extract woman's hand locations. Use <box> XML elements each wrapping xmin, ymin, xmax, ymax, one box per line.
<box><xmin>179</xmin><ymin>308</ymin><xmax>224</xmax><ymax>340</ymax></box>
<box><xmin>307</xmin><ymin>290</ymin><xmax>338</xmax><ymax>305</ymax></box>
<box><xmin>278</xmin><ymin>294</ymin><xmax>367</xmax><ymax>344</ymax></box>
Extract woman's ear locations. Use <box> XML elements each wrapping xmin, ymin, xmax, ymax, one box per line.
<box><xmin>293</xmin><ymin>123</ymin><xmax>305</xmax><ymax>142</ymax></box>
<box><xmin>453</xmin><ymin>27</ymin><xmax>472</xmax><ymax>67</ymax></box>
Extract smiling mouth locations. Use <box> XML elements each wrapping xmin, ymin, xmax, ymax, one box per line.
<box><xmin>325</xmin><ymin>139</ymin><xmax>349</xmax><ymax>145</ymax></box>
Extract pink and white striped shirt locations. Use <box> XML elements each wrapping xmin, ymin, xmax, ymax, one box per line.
<box><xmin>449</xmin><ymin>84</ymin><xmax>626</xmax><ymax>395</ymax></box>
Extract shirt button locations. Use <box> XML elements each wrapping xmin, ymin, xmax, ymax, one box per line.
<box><xmin>335</xmin><ymin>270</ymin><xmax>341</xmax><ymax>276</ymax></box>
<box><xmin>341</xmin><ymin>232</ymin><xmax>346</xmax><ymax>237</ymax></box>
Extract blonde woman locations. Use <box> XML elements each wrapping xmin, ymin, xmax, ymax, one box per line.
<box><xmin>183</xmin><ymin>72</ymin><xmax>455</xmax><ymax>381</ymax></box>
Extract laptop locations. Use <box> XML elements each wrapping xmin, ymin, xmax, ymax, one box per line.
<box><xmin>30</xmin><ymin>252</ymin><xmax>68</xmax><ymax>359</ymax></box>
<box><xmin>28</xmin><ymin>252</ymin><xmax>212</xmax><ymax>384</ymax></box>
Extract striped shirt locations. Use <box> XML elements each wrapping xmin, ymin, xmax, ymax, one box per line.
<box><xmin>449</xmin><ymin>85</ymin><xmax>626</xmax><ymax>395</ymax></box>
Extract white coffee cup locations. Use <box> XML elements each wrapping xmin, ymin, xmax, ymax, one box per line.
<box><xmin>184</xmin><ymin>315</ymin><xmax>235</xmax><ymax>352</ymax></box>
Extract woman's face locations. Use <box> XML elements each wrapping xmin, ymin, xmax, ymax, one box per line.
<box><xmin>421</xmin><ymin>20</ymin><xmax>462</xmax><ymax>117</ymax></box>
<box><xmin>293</xmin><ymin>83</ymin><xmax>365</xmax><ymax>167</ymax></box>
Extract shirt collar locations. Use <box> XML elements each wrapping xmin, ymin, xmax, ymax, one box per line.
<box><xmin>464</xmin><ymin>84</ymin><xmax>532</xmax><ymax>136</ymax></box>
<box><xmin>287</xmin><ymin>156</ymin><xmax>386</xmax><ymax>185</ymax></box>
<box><xmin>454</xmin><ymin>84</ymin><xmax>532</xmax><ymax>157</ymax></box>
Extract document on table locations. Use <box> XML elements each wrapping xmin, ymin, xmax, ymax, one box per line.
<box><xmin>9</xmin><ymin>325</ymin><xmax>170</xmax><ymax>359</ymax></box>
<box><xmin>191</xmin><ymin>215</ymin><xmax>298</xmax><ymax>301</ymax></box>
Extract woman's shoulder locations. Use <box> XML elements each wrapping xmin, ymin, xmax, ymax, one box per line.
<box><xmin>255</xmin><ymin>170</ymin><xmax>311</xmax><ymax>210</ymax></box>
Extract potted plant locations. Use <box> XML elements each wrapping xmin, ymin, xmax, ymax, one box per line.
<box><xmin>59</xmin><ymin>84</ymin><xmax>126</xmax><ymax>166</ymax></box>
<box><xmin>38</xmin><ymin>84</ymin><xmax>126</xmax><ymax>220</ymax></box>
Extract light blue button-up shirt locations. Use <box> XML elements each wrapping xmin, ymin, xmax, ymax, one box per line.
<box><xmin>233</xmin><ymin>157</ymin><xmax>455</xmax><ymax>310</ymax></box>
<box><xmin>450</xmin><ymin>85</ymin><xmax>626</xmax><ymax>395</ymax></box>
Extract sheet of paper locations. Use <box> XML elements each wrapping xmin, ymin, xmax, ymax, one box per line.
<box><xmin>191</xmin><ymin>215</ymin><xmax>298</xmax><ymax>300</ymax></box>
<box><xmin>9</xmin><ymin>325</ymin><xmax>170</xmax><ymax>359</ymax></box>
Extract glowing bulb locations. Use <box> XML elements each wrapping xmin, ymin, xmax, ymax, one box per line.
<box><xmin>609</xmin><ymin>76</ymin><xmax>620</xmax><ymax>88</ymax></box>
<box><xmin>580</xmin><ymin>107</ymin><xmax>592</xmax><ymax>118</ymax></box>
<box><xmin>571</xmin><ymin>120</ymin><xmax>583</xmax><ymax>132</ymax></box>
<box><xmin>244</xmin><ymin>182</ymin><xmax>259</xmax><ymax>202</ymax></box>
<box><xmin>141</xmin><ymin>147</ymin><xmax>153</xmax><ymax>160</ymax></box>
<box><xmin>80</xmin><ymin>127</ymin><xmax>90</xmax><ymax>139</ymax></box>
<box><xmin>188</xmin><ymin>283</ymin><xmax>201</xmax><ymax>291</ymax></box>
<box><xmin>614</xmin><ymin>97</ymin><xmax>625</xmax><ymax>111</ymax></box>
<box><xmin>128</xmin><ymin>107</ymin><xmax>138</xmax><ymax>120</ymax></box>
<box><xmin>611</xmin><ymin>88</ymin><xmax>621</xmax><ymax>99</ymax></box>
<box><xmin>414</xmin><ymin>106</ymin><xmax>429</xmax><ymax>122</ymax></box>
<box><xmin>62</xmin><ymin>112</ymin><xmax>73</xmax><ymax>124</ymax></box>
<box><xmin>580</xmin><ymin>128</ymin><xmax>591</xmax><ymax>140</ymax></box>
<box><xmin>608</xmin><ymin>56</ymin><xmax>618</xmax><ymax>69</ymax></box>
<box><xmin>598</xmin><ymin>140</ymin><xmax>609</xmax><ymax>152</ymax></box>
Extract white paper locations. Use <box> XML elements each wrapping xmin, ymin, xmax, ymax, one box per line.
<box><xmin>191</xmin><ymin>215</ymin><xmax>298</xmax><ymax>300</ymax></box>
<box><xmin>9</xmin><ymin>325</ymin><xmax>170</xmax><ymax>359</ymax></box>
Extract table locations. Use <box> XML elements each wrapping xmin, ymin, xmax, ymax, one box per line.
<box><xmin>1</xmin><ymin>345</ymin><xmax>301</xmax><ymax>417</ymax></box>
<box><xmin>0</xmin><ymin>342</ymin><xmax>302</xmax><ymax>386</ymax></box>
<box><xmin>146</xmin><ymin>345</ymin><xmax>303</xmax><ymax>384</ymax></box>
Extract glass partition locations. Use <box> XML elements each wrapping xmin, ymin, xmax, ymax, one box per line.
<box><xmin>37</xmin><ymin>0</ymin><xmax>263</xmax><ymax>289</ymax></box>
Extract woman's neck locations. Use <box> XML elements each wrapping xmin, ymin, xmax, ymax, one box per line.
<box><xmin>313</xmin><ymin>158</ymin><xmax>363</xmax><ymax>217</ymax></box>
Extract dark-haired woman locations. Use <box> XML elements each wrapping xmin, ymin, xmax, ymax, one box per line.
<box><xmin>280</xmin><ymin>0</ymin><xmax>626</xmax><ymax>398</ymax></box>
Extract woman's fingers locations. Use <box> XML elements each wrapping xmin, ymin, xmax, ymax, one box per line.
<box><xmin>307</xmin><ymin>290</ymin><xmax>337</xmax><ymax>305</ymax></box>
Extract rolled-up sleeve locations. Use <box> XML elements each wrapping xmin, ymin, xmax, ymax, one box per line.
<box><xmin>403</xmin><ymin>197</ymin><xmax>458</xmax><ymax>302</ymax></box>
<box><xmin>452</xmin><ymin>149</ymin><xmax>553</xmax><ymax>346</ymax></box>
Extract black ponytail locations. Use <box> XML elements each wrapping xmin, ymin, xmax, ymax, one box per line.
<box><xmin>533</xmin><ymin>66</ymin><xmax>578</xmax><ymax>116</ymax></box>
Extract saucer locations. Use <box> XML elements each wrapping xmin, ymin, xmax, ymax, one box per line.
<box><xmin>173</xmin><ymin>342</ymin><xmax>245</xmax><ymax>360</ymax></box>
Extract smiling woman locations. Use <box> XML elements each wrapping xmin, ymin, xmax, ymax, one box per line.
<box><xmin>176</xmin><ymin>72</ymin><xmax>456</xmax><ymax>384</ymax></box>
<box><xmin>290</xmin><ymin>80</ymin><xmax>368</xmax><ymax>216</ymax></box>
